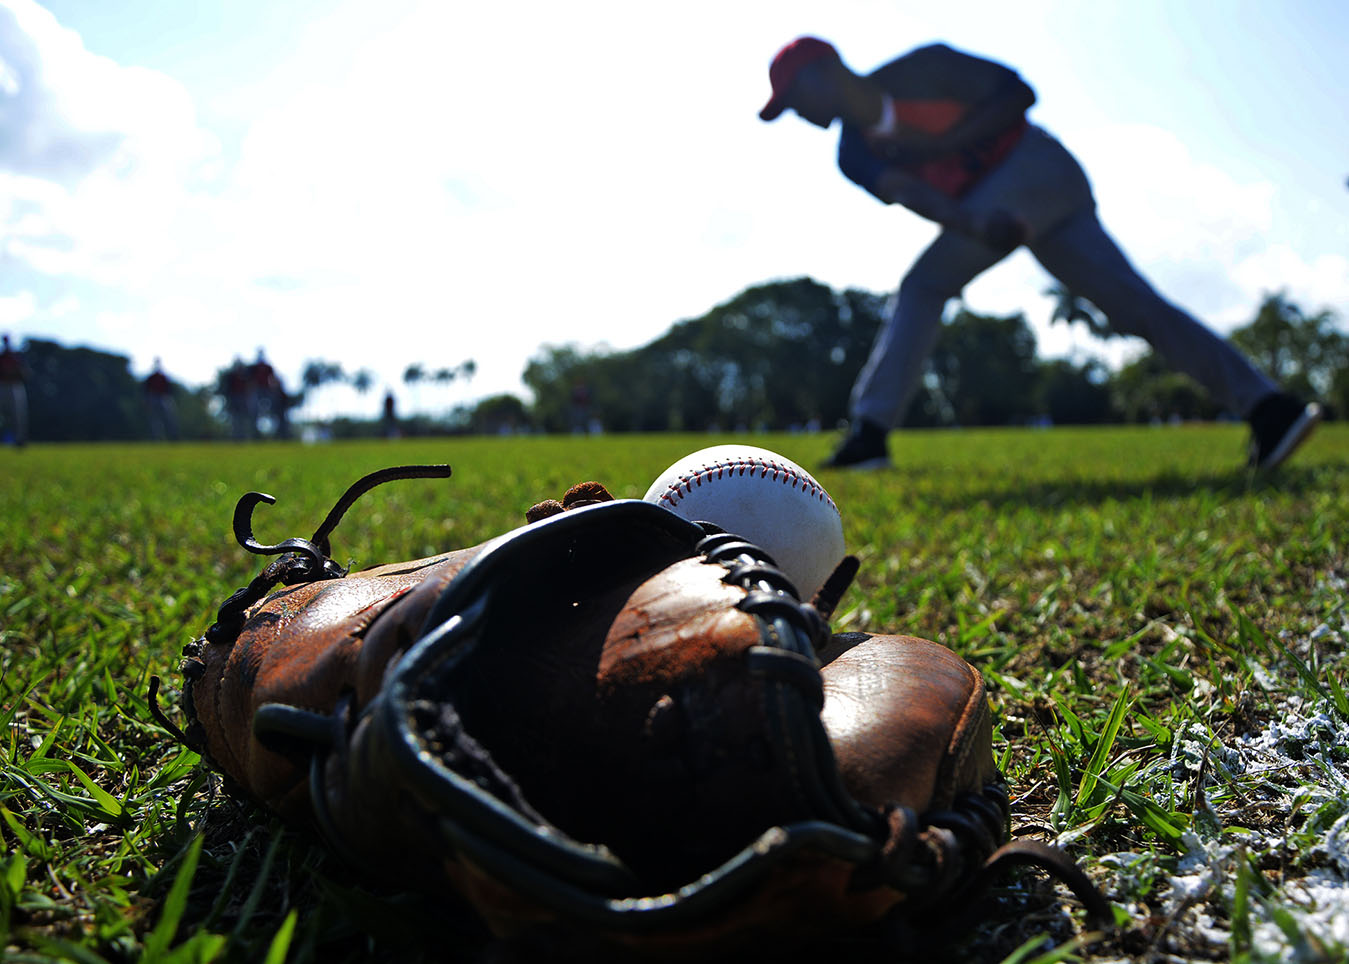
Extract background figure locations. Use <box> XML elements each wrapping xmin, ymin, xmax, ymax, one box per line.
<box><xmin>223</xmin><ymin>357</ymin><xmax>252</xmax><ymax>440</ymax></box>
<box><xmin>569</xmin><ymin>379</ymin><xmax>592</xmax><ymax>435</ymax></box>
<box><xmin>759</xmin><ymin>38</ymin><xmax>1322</xmax><ymax>473</ymax></box>
<box><xmin>0</xmin><ymin>334</ymin><xmax>29</xmax><ymax>447</ymax></box>
<box><xmin>247</xmin><ymin>350</ymin><xmax>270</xmax><ymax>437</ymax></box>
<box><xmin>143</xmin><ymin>358</ymin><xmax>179</xmax><ymax>441</ymax></box>
<box><xmin>382</xmin><ymin>390</ymin><xmax>399</xmax><ymax>439</ymax></box>
<box><xmin>248</xmin><ymin>349</ymin><xmax>292</xmax><ymax>439</ymax></box>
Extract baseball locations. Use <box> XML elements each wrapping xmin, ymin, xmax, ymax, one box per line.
<box><xmin>643</xmin><ymin>444</ymin><xmax>845</xmax><ymax>599</ymax></box>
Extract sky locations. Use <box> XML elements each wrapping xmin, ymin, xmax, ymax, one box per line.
<box><xmin>2</xmin><ymin>0</ymin><xmax>1347</xmax><ymax>418</ymax></box>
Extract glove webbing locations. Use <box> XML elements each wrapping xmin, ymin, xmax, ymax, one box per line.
<box><xmin>697</xmin><ymin>530</ymin><xmax>878</xmax><ymax>837</ymax></box>
<box><xmin>876</xmin><ymin>758</ymin><xmax>1109</xmax><ymax>923</ymax></box>
<box><xmin>876</xmin><ymin>784</ymin><xmax>1009</xmax><ymax>897</ymax></box>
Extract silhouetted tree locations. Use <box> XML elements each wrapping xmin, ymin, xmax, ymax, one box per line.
<box><xmin>21</xmin><ymin>341</ymin><xmax>219</xmax><ymax>441</ymax></box>
<box><xmin>1045</xmin><ymin>283</ymin><xmax>1116</xmax><ymax>339</ymax></box>
<box><xmin>23</xmin><ymin>340</ymin><xmax>148</xmax><ymax>441</ymax></box>
<box><xmin>927</xmin><ymin>308</ymin><xmax>1040</xmax><ymax>426</ymax></box>
<box><xmin>1037</xmin><ymin>358</ymin><xmax>1116</xmax><ymax>424</ymax></box>
<box><xmin>350</xmin><ymin>368</ymin><xmax>375</xmax><ymax>395</ymax></box>
<box><xmin>461</xmin><ymin>393</ymin><xmax>530</xmax><ymax>434</ymax></box>
<box><xmin>1110</xmin><ymin>352</ymin><xmax>1220</xmax><ymax>423</ymax></box>
<box><xmin>523</xmin><ymin>278</ymin><xmax>886</xmax><ymax>432</ymax></box>
<box><xmin>1229</xmin><ymin>293</ymin><xmax>1346</xmax><ymax>403</ymax></box>
<box><xmin>300</xmin><ymin>360</ymin><xmax>345</xmax><ymax>423</ymax></box>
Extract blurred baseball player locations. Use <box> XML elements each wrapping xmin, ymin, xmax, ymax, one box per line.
<box><xmin>760</xmin><ymin>37</ymin><xmax>1321</xmax><ymax>472</ymax></box>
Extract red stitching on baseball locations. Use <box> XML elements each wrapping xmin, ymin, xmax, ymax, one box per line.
<box><xmin>657</xmin><ymin>457</ymin><xmax>836</xmax><ymax>512</ymax></box>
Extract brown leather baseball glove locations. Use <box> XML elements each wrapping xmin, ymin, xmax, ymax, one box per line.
<box><xmin>155</xmin><ymin>464</ymin><xmax>1107</xmax><ymax>955</ymax></box>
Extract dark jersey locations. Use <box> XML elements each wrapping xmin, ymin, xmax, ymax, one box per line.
<box><xmin>838</xmin><ymin>43</ymin><xmax>1032</xmax><ymax>199</ymax></box>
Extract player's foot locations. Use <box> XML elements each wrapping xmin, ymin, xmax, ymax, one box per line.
<box><xmin>1247</xmin><ymin>392</ymin><xmax>1322</xmax><ymax>471</ymax></box>
<box><xmin>821</xmin><ymin>419</ymin><xmax>890</xmax><ymax>470</ymax></box>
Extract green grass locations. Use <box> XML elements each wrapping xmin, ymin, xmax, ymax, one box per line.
<box><xmin>2</xmin><ymin>424</ymin><xmax>1347</xmax><ymax>963</ymax></box>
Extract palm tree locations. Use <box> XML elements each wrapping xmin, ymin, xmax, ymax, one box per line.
<box><xmin>402</xmin><ymin>364</ymin><xmax>425</xmax><ymax>415</ymax></box>
<box><xmin>1045</xmin><ymin>283</ymin><xmax>1114</xmax><ymax>339</ymax></box>
<box><xmin>428</xmin><ymin>360</ymin><xmax>476</xmax><ymax>417</ymax></box>
<box><xmin>300</xmin><ymin>359</ymin><xmax>345</xmax><ymax>423</ymax></box>
<box><xmin>350</xmin><ymin>368</ymin><xmax>375</xmax><ymax>395</ymax></box>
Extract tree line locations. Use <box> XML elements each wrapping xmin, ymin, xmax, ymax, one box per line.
<box><xmin>519</xmin><ymin>278</ymin><xmax>1347</xmax><ymax>434</ymax></box>
<box><xmin>6</xmin><ymin>278</ymin><xmax>1344</xmax><ymax>442</ymax></box>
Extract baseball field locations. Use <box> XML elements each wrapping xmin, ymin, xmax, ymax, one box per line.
<box><xmin>2</xmin><ymin>422</ymin><xmax>1347</xmax><ymax>963</ymax></box>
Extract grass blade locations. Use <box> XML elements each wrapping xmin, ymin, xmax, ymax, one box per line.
<box><xmin>63</xmin><ymin>761</ymin><xmax>125</xmax><ymax>821</ymax></box>
<box><xmin>262</xmin><ymin>909</ymin><xmax>299</xmax><ymax>964</ymax></box>
<box><xmin>1230</xmin><ymin>844</ymin><xmax>1251</xmax><ymax>959</ymax></box>
<box><xmin>143</xmin><ymin>834</ymin><xmax>205</xmax><ymax>964</ymax></box>
<box><xmin>1075</xmin><ymin>686</ymin><xmax>1131</xmax><ymax>807</ymax></box>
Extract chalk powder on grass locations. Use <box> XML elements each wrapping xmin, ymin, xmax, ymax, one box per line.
<box><xmin>1082</xmin><ymin>607</ymin><xmax>1349</xmax><ymax>961</ymax></box>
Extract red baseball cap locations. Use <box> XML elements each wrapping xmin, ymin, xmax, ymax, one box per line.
<box><xmin>759</xmin><ymin>36</ymin><xmax>837</xmax><ymax>121</ymax></box>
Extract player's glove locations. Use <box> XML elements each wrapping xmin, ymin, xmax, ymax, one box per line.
<box><xmin>155</xmin><ymin>465</ymin><xmax>1107</xmax><ymax>954</ymax></box>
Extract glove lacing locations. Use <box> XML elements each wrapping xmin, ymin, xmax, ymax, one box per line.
<box><xmin>204</xmin><ymin>464</ymin><xmax>454</xmax><ymax>645</ymax></box>
<box><xmin>152</xmin><ymin>464</ymin><xmax>453</xmax><ymax>754</ymax></box>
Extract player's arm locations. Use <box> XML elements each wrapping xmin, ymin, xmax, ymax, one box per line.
<box><xmin>872</xmin><ymin>169</ymin><xmax>967</xmax><ymax>227</ymax></box>
<box><xmin>873</xmin><ymin>169</ymin><xmax>1027</xmax><ymax>252</ymax></box>
<box><xmin>838</xmin><ymin>126</ymin><xmax>972</xmax><ymax>229</ymax></box>
<box><xmin>838</xmin><ymin>127</ymin><xmax>1025</xmax><ymax>249</ymax></box>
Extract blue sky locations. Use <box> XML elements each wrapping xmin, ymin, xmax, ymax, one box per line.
<box><xmin>2</xmin><ymin>0</ymin><xmax>1346</xmax><ymax>417</ymax></box>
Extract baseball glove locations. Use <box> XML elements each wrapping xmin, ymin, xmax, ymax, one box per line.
<box><xmin>154</xmin><ymin>464</ymin><xmax>1107</xmax><ymax>955</ymax></box>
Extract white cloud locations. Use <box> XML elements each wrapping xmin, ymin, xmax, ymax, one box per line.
<box><xmin>1231</xmin><ymin>247</ymin><xmax>1349</xmax><ymax>314</ymax></box>
<box><xmin>0</xmin><ymin>0</ymin><xmax>214</xmax><ymax>183</ymax></box>
<box><xmin>1056</xmin><ymin>122</ymin><xmax>1280</xmax><ymax>328</ymax></box>
<box><xmin>1</xmin><ymin>0</ymin><xmax>219</xmax><ymax>301</ymax></box>
<box><xmin>0</xmin><ymin>289</ymin><xmax>35</xmax><ymax>325</ymax></box>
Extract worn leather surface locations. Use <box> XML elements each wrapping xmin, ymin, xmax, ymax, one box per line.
<box><xmin>588</xmin><ymin>557</ymin><xmax>814</xmax><ymax>886</ymax></box>
<box><xmin>597</xmin><ymin>557</ymin><xmax>756</xmax><ymax>688</ymax></box>
<box><xmin>820</xmin><ymin>632</ymin><xmax>998</xmax><ymax>813</ymax></box>
<box><xmin>188</xmin><ymin>546</ymin><xmax>483</xmax><ymax>814</ymax></box>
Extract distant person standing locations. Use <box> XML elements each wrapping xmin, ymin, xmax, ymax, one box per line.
<box><xmin>247</xmin><ymin>350</ymin><xmax>273</xmax><ymax>436</ymax></box>
<box><xmin>569</xmin><ymin>379</ymin><xmax>592</xmax><ymax>435</ymax></box>
<box><xmin>382</xmin><ymin>390</ymin><xmax>399</xmax><ymax>439</ymax></box>
<box><xmin>143</xmin><ymin>358</ymin><xmax>179</xmax><ymax>441</ymax></box>
<box><xmin>0</xmin><ymin>334</ymin><xmax>29</xmax><ymax>447</ymax></box>
<box><xmin>223</xmin><ymin>357</ymin><xmax>252</xmax><ymax>440</ymax></box>
<box><xmin>758</xmin><ymin>38</ymin><xmax>1321</xmax><ymax>472</ymax></box>
<box><xmin>249</xmin><ymin>349</ymin><xmax>292</xmax><ymax>439</ymax></box>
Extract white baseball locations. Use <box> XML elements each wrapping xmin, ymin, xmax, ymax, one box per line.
<box><xmin>643</xmin><ymin>444</ymin><xmax>845</xmax><ymax>599</ymax></box>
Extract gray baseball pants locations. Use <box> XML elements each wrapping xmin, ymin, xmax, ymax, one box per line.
<box><xmin>1</xmin><ymin>383</ymin><xmax>27</xmax><ymax>445</ymax></box>
<box><xmin>850</xmin><ymin>124</ymin><xmax>1276</xmax><ymax>429</ymax></box>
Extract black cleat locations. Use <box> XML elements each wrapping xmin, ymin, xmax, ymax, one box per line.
<box><xmin>821</xmin><ymin>419</ymin><xmax>891</xmax><ymax>470</ymax></box>
<box><xmin>1247</xmin><ymin>392</ymin><xmax>1322</xmax><ymax>471</ymax></box>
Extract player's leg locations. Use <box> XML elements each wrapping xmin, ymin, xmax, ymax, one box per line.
<box><xmin>1030</xmin><ymin>209</ymin><xmax>1275</xmax><ymax>416</ymax></box>
<box><xmin>1030</xmin><ymin>210</ymin><xmax>1319</xmax><ymax>468</ymax></box>
<box><xmin>13</xmin><ymin>384</ymin><xmax>27</xmax><ymax>447</ymax></box>
<box><xmin>828</xmin><ymin>231</ymin><xmax>1006</xmax><ymax>469</ymax></box>
<box><xmin>0</xmin><ymin>386</ymin><xmax>12</xmax><ymax>445</ymax></box>
<box><xmin>825</xmin><ymin>127</ymin><xmax>1093</xmax><ymax>469</ymax></box>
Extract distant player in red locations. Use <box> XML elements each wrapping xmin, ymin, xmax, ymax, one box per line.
<box><xmin>759</xmin><ymin>37</ymin><xmax>1320</xmax><ymax>472</ymax></box>
<box><xmin>222</xmin><ymin>357</ymin><xmax>252</xmax><ymax>440</ymax></box>
<box><xmin>1</xmin><ymin>334</ymin><xmax>29</xmax><ymax>447</ymax></box>
<box><xmin>143</xmin><ymin>358</ymin><xmax>179</xmax><ymax>441</ymax></box>
<box><xmin>382</xmin><ymin>390</ymin><xmax>399</xmax><ymax>439</ymax></box>
<box><xmin>247</xmin><ymin>349</ymin><xmax>291</xmax><ymax>439</ymax></box>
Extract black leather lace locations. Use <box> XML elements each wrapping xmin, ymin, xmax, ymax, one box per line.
<box><xmin>204</xmin><ymin>464</ymin><xmax>452</xmax><ymax>644</ymax></box>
